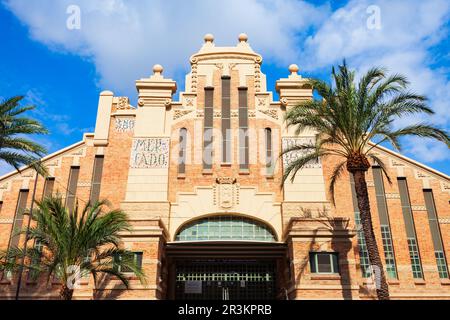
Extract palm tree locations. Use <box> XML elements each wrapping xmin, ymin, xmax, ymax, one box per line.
<box><xmin>282</xmin><ymin>61</ymin><xmax>449</xmax><ymax>300</ymax></box>
<box><xmin>0</xmin><ymin>196</ymin><xmax>145</xmax><ymax>300</ymax></box>
<box><xmin>0</xmin><ymin>95</ymin><xmax>48</xmax><ymax>170</ymax></box>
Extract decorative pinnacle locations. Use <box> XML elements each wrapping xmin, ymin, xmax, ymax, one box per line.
<box><xmin>289</xmin><ymin>64</ymin><xmax>299</xmax><ymax>74</ymax></box>
<box><xmin>204</xmin><ymin>33</ymin><xmax>214</xmax><ymax>43</ymax></box>
<box><xmin>153</xmin><ymin>64</ymin><xmax>163</xmax><ymax>75</ymax></box>
<box><xmin>238</xmin><ymin>33</ymin><xmax>248</xmax><ymax>42</ymax></box>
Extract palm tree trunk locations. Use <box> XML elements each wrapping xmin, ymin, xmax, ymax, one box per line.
<box><xmin>352</xmin><ymin>170</ymin><xmax>390</xmax><ymax>300</ymax></box>
<box><xmin>60</xmin><ymin>284</ymin><xmax>74</xmax><ymax>300</ymax></box>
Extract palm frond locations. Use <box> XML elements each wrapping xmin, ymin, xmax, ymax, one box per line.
<box><xmin>328</xmin><ymin>161</ymin><xmax>347</xmax><ymax>205</ymax></box>
<box><xmin>367</xmin><ymin>153</ymin><xmax>392</xmax><ymax>185</ymax></box>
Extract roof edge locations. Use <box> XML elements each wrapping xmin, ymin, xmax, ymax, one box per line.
<box><xmin>369</xmin><ymin>142</ymin><xmax>449</xmax><ymax>181</ymax></box>
<box><xmin>0</xmin><ymin>133</ymin><xmax>94</xmax><ymax>181</ymax></box>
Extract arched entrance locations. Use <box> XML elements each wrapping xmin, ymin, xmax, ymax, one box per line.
<box><xmin>166</xmin><ymin>215</ymin><xmax>287</xmax><ymax>300</ymax></box>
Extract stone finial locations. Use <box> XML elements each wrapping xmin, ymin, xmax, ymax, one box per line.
<box><xmin>153</xmin><ymin>64</ymin><xmax>164</xmax><ymax>75</ymax></box>
<box><xmin>100</xmin><ymin>90</ymin><xmax>114</xmax><ymax>96</ymax></box>
<box><xmin>204</xmin><ymin>33</ymin><xmax>214</xmax><ymax>43</ymax></box>
<box><xmin>289</xmin><ymin>64</ymin><xmax>299</xmax><ymax>75</ymax></box>
<box><xmin>238</xmin><ymin>33</ymin><xmax>248</xmax><ymax>42</ymax></box>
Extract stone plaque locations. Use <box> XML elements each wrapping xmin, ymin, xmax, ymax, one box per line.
<box><xmin>130</xmin><ymin>138</ymin><xmax>169</xmax><ymax>168</ymax></box>
<box><xmin>282</xmin><ymin>137</ymin><xmax>321</xmax><ymax>168</ymax></box>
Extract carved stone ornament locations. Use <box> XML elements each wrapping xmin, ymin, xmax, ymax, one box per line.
<box><xmin>214</xmin><ymin>177</ymin><xmax>239</xmax><ymax>209</ymax></box>
<box><xmin>173</xmin><ymin>109</ymin><xmax>193</xmax><ymax>120</ymax></box>
<box><xmin>259</xmin><ymin>109</ymin><xmax>278</xmax><ymax>120</ymax></box>
<box><xmin>116</xmin><ymin>97</ymin><xmax>131</xmax><ymax>110</ymax></box>
<box><xmin>282</xmin><ymin>137</ymin><xmax>321</xmax><ymax>169</ymax></box>
<box><xmin>185</xmin><ymin>97</ymin><xmax>195</xmax><ymax>107</ymax></box>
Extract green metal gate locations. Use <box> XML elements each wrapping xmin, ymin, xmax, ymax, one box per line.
<box><xmin>175</xmin><ymin>260</ymin><xmax>276</xmax><ymax>300</ymax></box>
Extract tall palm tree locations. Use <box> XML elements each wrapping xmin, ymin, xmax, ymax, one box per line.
<box><xmin>0</xmin><ymin>196</ymin><xmax>145</xmax><ymax>300</ymax></box>
<box><xmin>0</xmin><ymin>95</ymin><xmax>48</xmax><ymax>170</ymax></box>
<box><xmin>282</xmin><ymin>61</ymin><xmax>449</xmax><ymax>300</ymax></box>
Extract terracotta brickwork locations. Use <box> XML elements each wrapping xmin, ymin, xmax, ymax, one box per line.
<box><xmin>0</xmin><ymin>34</ymin><xmax>449</xmax><ymax>300</ymax></box>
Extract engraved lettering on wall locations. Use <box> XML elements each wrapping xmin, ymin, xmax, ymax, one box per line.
<box><xmin>130</xmin><ymin>138</ymin><xmax>170</xmax><ymax>168</ymax></box>
<box><xmin>282</xmin><ymin>137</ymin><xmax>321</xmax><ymax>169</ymax></box>
<box><xmin>115</xmin><ymin>118</ymin><xmax>135</xmax><ymax>133</ymax></box>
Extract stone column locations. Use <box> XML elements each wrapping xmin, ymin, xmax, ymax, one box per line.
<box><xmin>276</xmin><ymin>65</ymin><xmax>328</xmax><ymax>219</ymax></box>
<box><xmin>123</xmin><ymin>64</ymin><xmax>176</xmax><ymax>221</ymax></box>
<box><xmin>120</xmin><ymin>65</ymin><xmax>176</xmax><ymax>299</ymax></box>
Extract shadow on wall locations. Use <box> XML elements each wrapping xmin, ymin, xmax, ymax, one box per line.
<box><xmin>291</xmin><ymin>207</ymin><xmax>354</xmax><ymax>300</ymax></box>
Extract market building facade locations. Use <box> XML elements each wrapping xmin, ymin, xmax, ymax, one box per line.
<box><xmin>0</xmin><ymin>34</ymin><xmax>449</xmax><ymax>300</ymax></box>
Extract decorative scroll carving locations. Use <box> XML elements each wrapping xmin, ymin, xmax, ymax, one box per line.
<box><xmin>214</xmin><ymin>177</ymin><xmax>239</xmax><ymax>209</ymax></box>
<box><xmin>213</xmin><ymin>111</ymin><xmax>222</xmax><ymax>118</ymax></box>
<box><xmin>116</xmin><ymin>97</ymin><xmax>131</xmax><ymax>110</ymax></box>
<box><xmin>164</xmin><ymin>98</ymin><xmax>172</xmax><ymax>107</ymax></box>
<box><xmin>130</xmin><ymin>138</ymin><xmax>170</xmax><ymax>168</ymax></box>
<box><xmin>216</xmin><ymin>177</ymin><xmax>236</xmax><ymax>184</ymax></box>
<box><xmin>115</xmin><ymin>118</ymin><xmax>135</xmax><ymax>132</ymax></box>
<box><xmin>248</xmin><ymin>110</ymin><xmax>256</xmax><ymax>118</ymax></box>
<box><xmin>282</xmin><ymin>137</ymin><xmax>321</xmax><ymax>169</ymax></box>
<box><xmin>173</xmin><ymin>110</ymin><xmax>193</xmax><ymax>120</ymax></box>
<box><xmin>259</xmin><ymin>109</ymin><xmax>279</xmax><ymax>120</ymax></box>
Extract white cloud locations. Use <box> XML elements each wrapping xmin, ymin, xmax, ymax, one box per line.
<box><xmin>4</xmin><ymin>0</ymin><xmax>329</xmax><ymax>96</ymax></box>
<box><xmin>302</xmin><ymin>0</ymin><xmax>450</xmax><ymax>163</ymax></box>
<box><xmin>4</xmin><ymin>0</ymin><xmax>449</xmax><ymax>165</ymax></box>
<box><xmin>404</xmin><ymin>137</ymin><xmax>450</xmax><ymax>163</ymax></box>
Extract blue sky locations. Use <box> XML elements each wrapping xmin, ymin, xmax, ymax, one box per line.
<box><xmin>0</xmin><ymin>0</ymin><xmax>449</xmax><ymax>175</ymax></box>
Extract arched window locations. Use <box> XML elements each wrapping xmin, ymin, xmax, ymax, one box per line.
<box><xmin>175</xmin><ymin>216</ymin><xmax>276</xmax><ymax>242</ymax></box>
<box><xmin>265</xmin><ymin>128</ymin><xmax>273</xmax><ymax>175</ymax></box>
<box><xmin>179</xmin><ymin>128</ymin><xmax>187</xmax><ymax>175</ymax></box>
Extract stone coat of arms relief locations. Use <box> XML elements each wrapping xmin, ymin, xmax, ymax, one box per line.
<box><xmin>213</xmin><ymin>177</ymin><xmax>240</xmax><ymax>209</ymax></box>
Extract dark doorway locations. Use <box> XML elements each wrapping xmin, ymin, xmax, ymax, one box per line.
<box><xmin>175</xmin><ymin>259</ymin><xmax>276</xmax><ymax>300</ymax></box>
<box><xmin>165</xmin><ymin>241</ymin><xmax>288</xmax><ymax>300</ymax></box>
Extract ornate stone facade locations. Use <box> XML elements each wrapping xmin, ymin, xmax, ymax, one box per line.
<box><xmin>0</xmin><ymin>34</ymin><xmax>449</xmax><ymax>300</ymax></box>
